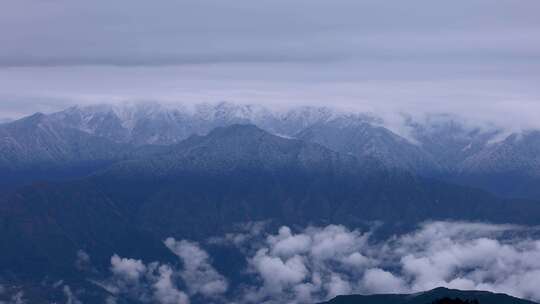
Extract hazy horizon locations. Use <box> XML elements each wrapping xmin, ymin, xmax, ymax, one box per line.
<box><xmin>1</xmin><ymin>0</ymin><xmax>539</xmax><ymax>129</ymax></box>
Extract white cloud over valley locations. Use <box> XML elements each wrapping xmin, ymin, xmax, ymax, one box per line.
<box><xmin>97</xmin><ymin>221</ymin><xmax>540</xmax><ymax>304</ymax></box>
<box><xmin>101</xmin><ymin>239</ymin><xmax>228</xmax><ymax>304</ymax></box>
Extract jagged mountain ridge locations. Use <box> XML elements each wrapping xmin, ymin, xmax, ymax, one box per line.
<box><xmin>4</xmin><ymin>102</ymin><xmax>512</xmax><ymax>171</ymax></box>
<box><xmin>47</xmin><ymin>102</ymin><xmax>366</xmax><ymax>145</ymax></box>
<box><xmin>3</xmin><ymin>101</ymin><xmax>540</xmax><ymax>198</ymax></box>
<box><xmin>458</xmin><ymin>130</ymin><xmax>540</xmax><ymax>176</ymax></box>
<box><xmin>102</xmin><ymin>124</ymin><xmax>370</xmax><ymax>179</ymax></box>
<box><xmin>296</xmin><ymin>117</ymin><xmax>441</xmax><ymax>172</ymax></box>
<box><xmin>43</xmin><ymin>102</ymin><xmax>538</xmax><ymax>174</ymax></box>
<box><xmin>0</xmin><ymin>112</ymin><xmax>128</xmax><ymax>168</ymax></box>
<box><xmin>406</xmin><ymin>116</ymin><xmax>502</xmax><ymax>171</ymax></box>
<box><xmin>0</xmin><ymin>112</ymin><xmax>134</xmax><ymax>190</ymax></box>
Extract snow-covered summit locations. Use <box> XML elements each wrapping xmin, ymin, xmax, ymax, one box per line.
<box><xmin>46</xmin><ymin>101</ymin><xmax>375</xmax><ymax>145</ymax></box>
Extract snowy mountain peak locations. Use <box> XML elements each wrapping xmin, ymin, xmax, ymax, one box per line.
<box><xmin>44</xmin><ymin>102</ymin><xmax>374</xmax><ymax>145</ymax></box>
<box><xmin>3</xmin><ymin>101</ymin><xmax>540</xmax><ymax>198</ymax></box>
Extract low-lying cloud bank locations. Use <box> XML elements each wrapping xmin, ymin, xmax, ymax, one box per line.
<box><xmin>98</xmin><ymin>239</ymin><xmax>227</xmax><ymax>304</ymax></box>
<box><xmin>225</xmin><ymin>222</ymin><xmax>540</xmax><ymax>303</ymax></box>
<box><xmin>101</xmin><ymin>221</ymin><xmax>540</xmax><ymax>304</ymax></box>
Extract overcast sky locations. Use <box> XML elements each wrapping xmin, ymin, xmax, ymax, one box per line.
<box><xmin>1</xmin><ymin>0</ymin><xmax>539</xmax><ymax>126</ymax></box>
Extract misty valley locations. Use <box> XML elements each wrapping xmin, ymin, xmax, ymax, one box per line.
<box><xmin>0</xmin><ymin>103</ymin><xmax>539</xmax><ymax>304</ymax></box>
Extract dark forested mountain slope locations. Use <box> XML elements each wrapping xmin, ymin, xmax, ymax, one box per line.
<box><xmin>2</xmin><ymin>125</ymin><xmax>539</xmax><ymax>277</ymax></box>
<box><xmin>0</xmin><ymin>180</ymin><xmax>173</xmax><ymax>277</ymax></box>
<box><xmin>320</xmin><ymin>287</ymin><xmax>538</xmax><ymax>304</ymax></box>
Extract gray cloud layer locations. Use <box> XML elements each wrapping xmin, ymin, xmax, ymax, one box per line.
<box><xmin>0</xmin><ymin>0</ymin><xmax>539</xmax><ymax>125</ymax></box>
<box><xmin>2</xmin><ymin>0</ymin><xmax>539</xmax><ymax>67</ymax></box>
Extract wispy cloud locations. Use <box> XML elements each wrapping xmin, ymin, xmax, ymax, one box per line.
<box><xmin>100</xmin><ymin>239</ymin><xmax>227</xmax><ymax>304</ymax></box>
<box><xmin>164</xmin><ymin>238</ymin><xmax>228</xmax><ymax>298</ymax></box>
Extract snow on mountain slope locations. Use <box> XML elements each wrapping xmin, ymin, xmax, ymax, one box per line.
<box><xmin>296</xmin><ymin>116</ymin><xmax>440</xmax><ymax>172</ymax></box>
<box><xmin>0</xmin><ymin>112</ymin><xmax>126</xmax><ymax>169</ymax></box>
<box><xmin>407</xmin><ymin>114</ymin><xmax>502</xmax><ymax>170</ymax></box>
<box><xmin>5</xmin><ymin>101</ymin><xmax>540</xmax><ymax>199</ymax></box>
<box><xmin>459</xmin><ymin>130</ymin><xmax>540</xmax><ymax>176</ymax></box>
<box><xmin>47</xmin><ymin>102</ymin><xmax>366</xmax><ymax>145</ymax></box>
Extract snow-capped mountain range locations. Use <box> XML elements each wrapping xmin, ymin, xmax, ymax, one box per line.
<box><xmin>45</xmin><ymin>101</ymin><xmax>539</xmax><ymax>173</ymax></box>
<box><xmin>46</xmin><ymin>102</ymin><xmax>374</xmax><ymax>145</ymax></box>
<box><xmin>1</xmin><ymin>101</ymin><xmax>539</xmax><ymax>198</ymax></box>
